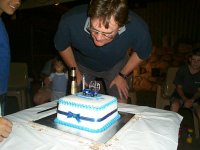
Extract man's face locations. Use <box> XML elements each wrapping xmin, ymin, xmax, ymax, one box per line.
<box><xmin>189</xmin><ymin>55</ymin><xmax>200</xmax><ymax>70</ymax></box>
<box><xmin>89</xmin><ymin>16</ymin><xmax>120</xmax><ymax>46</ymax></box>
<box><xmin>0</xmin><ymin>0</ymin><xmax>21</xmax><ymax>16</ymax></box>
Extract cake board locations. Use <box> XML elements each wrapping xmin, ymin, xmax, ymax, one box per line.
<box><xmin>34</xmin><ymin>111</ymin><xmax>134</xmax><ymax>143</ymax></box>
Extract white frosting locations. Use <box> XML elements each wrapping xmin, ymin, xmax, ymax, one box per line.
<box><xmin>55</xmin><ymin>93</ymin><xmax>119</xmax><ymax>132</ymax></box>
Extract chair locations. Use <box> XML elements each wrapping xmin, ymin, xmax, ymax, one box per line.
<box><xmin>156</xmin><ymin>67</ymin><xmax>199</xmax><ymax>138</ymax></box>
<box><xmin>156</xmin><ymin>67</ymin><xmax>178</xmax><ymax>109</ymax></box>
<box><xmin>7</xmin><ymin>63</ymin><xmax>29</xmax><ymax>110</ymax></box>
<box><xmin>127</xmin><ymin>49</ymin><xmax>137</xmax><ymax>105</ymax></box>
<box><xmin>128</xmin><ymin>73</ymin><xmax>137</xmax><ymax>105</ymax></box>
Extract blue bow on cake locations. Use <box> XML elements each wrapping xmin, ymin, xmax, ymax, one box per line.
<box><xmin>66</xmin><ymin>111</ymin><xmax>81</xmax><ymax>123</ymax></box>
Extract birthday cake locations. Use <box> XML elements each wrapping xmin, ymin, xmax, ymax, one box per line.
<box><xmin>54</xmin><ymin>92</ymin><xmax>120</xmax><ymax>133</ymax></box>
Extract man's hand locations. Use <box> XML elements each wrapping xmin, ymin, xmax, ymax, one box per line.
<box><xmin>110</xmin><ymin>75</ymin><xmax>129</xmax><ymax>102</ymax></box>
<box><xmin>76</xmin><ymin>69</ymin><xmax>82</xmax><ymax>86</ymax></box>
<box><xmin>0</xmin><ymin>117</ymin><xmax>13</xmax><ymax>142</ymax></box>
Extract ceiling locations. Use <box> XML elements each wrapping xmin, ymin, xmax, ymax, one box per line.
<box><xmin>20</xmin><ymin>0</ymin><xmax>162</xmax><ymax>9</ymax></box>
<box><xmin>20</xmin><ymin>0</ymin><xmax>79</xmax><ymax>9</ymax></box>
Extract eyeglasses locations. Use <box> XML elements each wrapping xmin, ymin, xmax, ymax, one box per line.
<box><xmin>86</xmin><ymin>27</ymin><xmax>115</xmax><ymax>39</ymax></box>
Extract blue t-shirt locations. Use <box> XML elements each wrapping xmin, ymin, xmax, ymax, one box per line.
<box><xmin>173</xmin><ymin>65</ymin><xmax>200</xmax><ymax>96</ymax></box>
<box><xmin>54</xmin><ymin>5</ymin><xmax>152</xmax><ymax>72</ymax></box>
<box><xmin>49</xmin><ymin>72</ymin><xmax>68</xmax><ymax>93</ymax></box>
<box><xmin>0</xmin><ymin>18</ymin><xmax>10</xmax><ymax>95</ymax></box>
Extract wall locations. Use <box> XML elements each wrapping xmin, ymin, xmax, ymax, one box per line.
<box><xmin>4</xmin><ymin>0</ymin><xmax>200</xmax><ymax>80</ymax></box>
<box><xmin>133</xmin><ymin>0</ymin><xmax>200</xmax><ymax>47</ymax></box>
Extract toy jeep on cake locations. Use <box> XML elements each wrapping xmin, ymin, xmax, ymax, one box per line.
<box><xmin>82</xmin><ymin>81</ymin><xmax>100</xmax><ymax>97</ymax></box>
<box><xmin>83</xmin><ymin>88</ymin><xmax>98</xmax><ymax>97</ymax></box>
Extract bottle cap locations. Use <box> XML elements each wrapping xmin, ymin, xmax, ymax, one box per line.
<box><xmin>71</xmin><ymin>67</ymin><xmax>76</xmax><ymax>77</ymax></box>
<box><xmin>71</xmin><ymin>67</ymin><xmax>76</xmax><ymax>70</ymax></box>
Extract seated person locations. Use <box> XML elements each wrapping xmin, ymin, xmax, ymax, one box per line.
<box><xmin>33</xmin><ymin>56</ymin><xmax>57</xmax><ymax>105</ymax></box>
<box><xmin>47</xmin><ymin>57</ymin><xmax>68</xmax><ymax>101</ymax></box>
<box><xmin>0</xmin><ymin>117</ymin><xmax>12</xmax><ymax>142</ymax></box>
<box><xmin>170</xmin><ymin>48</ymin><xmax>200</xmax><ymax>119</ymax></box>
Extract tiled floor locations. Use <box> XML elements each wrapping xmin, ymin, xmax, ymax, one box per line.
<box><xmin>6</xmin><ymin>91</ymin><xmax>200</xmax><ymax>150</ymax></box>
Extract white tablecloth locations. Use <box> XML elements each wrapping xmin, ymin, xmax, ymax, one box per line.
<box><xmin>1</xmin><ymin>101</ymin><xmax>182</xmax><ymax>150</ymax></box>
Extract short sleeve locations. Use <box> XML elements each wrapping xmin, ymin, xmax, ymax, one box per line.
<box><xmin>54</xmin><ymin>14</ymin><xmax>71</xmax><ymax>51</ymax></box>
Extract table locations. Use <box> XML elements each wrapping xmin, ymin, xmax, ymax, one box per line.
<box><xmin>1</xmin><ymin>101</ymin><xmax>182</xmax><ymax>150</ymax></box>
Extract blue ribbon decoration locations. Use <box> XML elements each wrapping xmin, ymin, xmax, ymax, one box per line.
<box><xmin>67</xmin><ymin>111</ymin><xmax>81</xmax><ymax>122</ymax></box>
<box><xmin>57</xmin><ymin>109</ymin><xmax>117</xmax><ymax>123</ymax></box>
<box><xmin>57</xmin><ymin>110</ymin><xmax>81</xmax><ymax>122</ymax></box>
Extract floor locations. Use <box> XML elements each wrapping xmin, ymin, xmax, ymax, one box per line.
<box><xmin>176</xmin><ymin>109</ymin><xmax>200</xmax><ymax>150</ymax></box>
<box><xmin>6</xmin><ymin>90</ymin><xmax>200</xmax><ymax>150</ymax></box>
<box><xmin>178</xmin><ymin>131</ymin><xmax>200</xmax><ymax>150</ymax></box>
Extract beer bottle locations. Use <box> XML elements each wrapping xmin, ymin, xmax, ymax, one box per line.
<box><xmin>70</xmin><ymin>67</ymin><xmax>77</xmax><ymax>94</ymax></box>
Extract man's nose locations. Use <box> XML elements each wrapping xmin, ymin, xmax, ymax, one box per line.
<box><xmin>95</xmin><ymin>33</ymin><xmax>104</xmax><ymax>40</ymax></box>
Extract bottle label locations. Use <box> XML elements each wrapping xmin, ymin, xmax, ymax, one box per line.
<box><xmin>70</xmin><ymin>67</ymin><xmax>77</xmax><ymax>94</ymax></box>
<box><xmin>71</xmin><ymin>81</ymin><xmax>77</xmax><ymax>94</ymax></box>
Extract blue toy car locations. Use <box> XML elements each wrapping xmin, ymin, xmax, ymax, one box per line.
<box><xmin>83</xmin><ymin>88</ymin><xmax>98</xmax><ymax>97</ymax></box>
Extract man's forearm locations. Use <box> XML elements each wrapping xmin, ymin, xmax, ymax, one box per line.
<box><xmin>59</xmin><ymin>47</ymin><xmax>78</xmax><ymax>69</ymax></box>
<box><xmin>59</xmin><ymin>47</ymin><xmax>82</xmax><ymax>84</ymax></box>
<box><xmin>120</xmin><ymin>52</ymin><xmax>143</xmax><ymax>76</ymax></box>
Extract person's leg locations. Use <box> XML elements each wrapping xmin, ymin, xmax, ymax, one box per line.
<box><xmin>171</xmin><ymin>98</ymin><xmax>182</xmax><ymax>112</ymax></box>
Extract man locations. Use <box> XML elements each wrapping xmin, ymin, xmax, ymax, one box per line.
<box><xmin>54</xmin><ymin>0</ymin><xmax>152</xmax><ymax>103</ymax></box>
<box><xmin>171</xmin><ymin>48</ymin><xmax>200</xmax><ymax>119</ymax></box>
<box><xmin>0</xmin><ymin>0</ymin><xmax>21</xmax><ymax>141</ymax></box>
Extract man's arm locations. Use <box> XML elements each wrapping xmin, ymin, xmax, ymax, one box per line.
<box><xmin>120</xmin><ymin>52</ymin><xmax>143</xmax><ymax>76</ymax></box>
<box><xmin>59</xmin><ymin>47</ymin><xmax>82</xmax><ymax>85</ymax></box>
<box><xmin>110</xmin><ymin>52</ymin><xmax>143</xmax><ymax>102</ymax></box>
<box><xmin>59</xmin><ymin>47</ymin><xmax>77</xmax><ymax>69</ymax></box>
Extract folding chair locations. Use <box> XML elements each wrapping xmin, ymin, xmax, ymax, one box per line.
<box><xmin>7</xmin><ymin>62</ymin><xmax>29</xmax><ymax>110</ymax></box>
